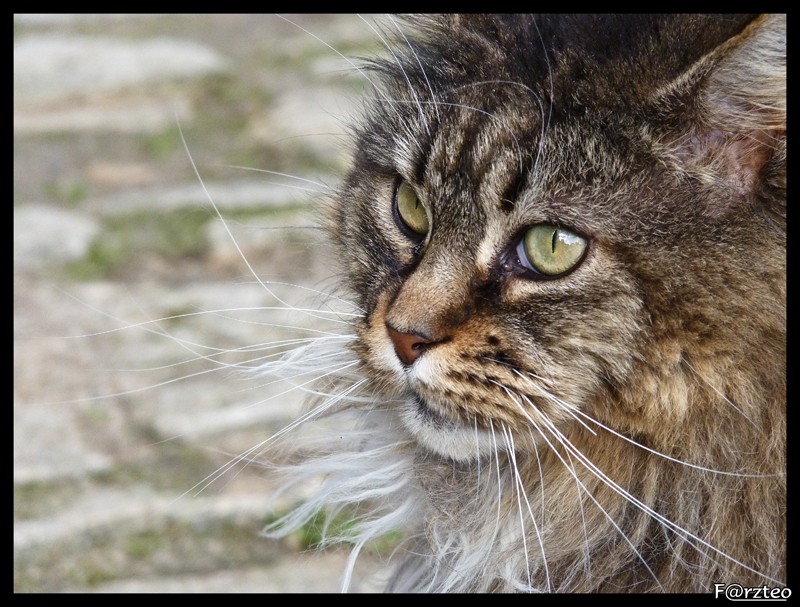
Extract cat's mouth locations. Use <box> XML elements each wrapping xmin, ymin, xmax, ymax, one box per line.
<box><xmin>411</xmin><ymin>394</ymin><xmax>457</xmax><ymax>430</ymax></box>
<box><xmin>401</xmin><ymin>392</ymin><xmax>499</xmax><ymax>461</ymax></box>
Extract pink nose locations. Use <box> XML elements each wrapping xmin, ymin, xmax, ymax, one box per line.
<box><xmin>386</xmin><ymin>325</ymin><xmax>436</xmax><ymax>365</ymax></box>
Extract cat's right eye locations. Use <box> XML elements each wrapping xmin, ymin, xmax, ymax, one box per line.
<box><xmin>393</xmin><ymin>180</ymin><xmax>429</xmax><ymax>238</ymax></box>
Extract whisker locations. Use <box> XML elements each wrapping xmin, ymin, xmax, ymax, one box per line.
<box><xmin>538</xmin><ymin>414</ymin><xmax>782</xmax><ymax>586</ymax></box>
<box><xmin>386</xmin><ymin>14</ymin><xmax>441</xmax><ymax>124</ymax></box>
<box><xmin>473</xmin><ymin>415</ymin><xmax>482</xmax><ymax>492</ymax></box>
<box><xmin>54</xmin><ymin>306</ymin><xmax>353</xmax><ymax>340</ymax></box>
<box><xmin>232</xmin><ymin>278</ymin><xmax>365</xmax><ymax>314</ymax></box>
<box><xmin>207</xmin><ymin>307</ymin><xmax>357</xmax><ymax>326</ymax></box>
<box><xmin>222</xmin><ymin>164</ymin><xmax>338</xmax><ymax>196</ymax></box>
<box><xmin>502</xmin><ymin>389</ymin><xmax>663</xmax><ymax>590</ymax></box>
<box><xmin>565</xmin><ymin>401</ymin><xmax>775</xmax><ymax>479</ymax></box>
<box><xmin>275</xmin><ymin>13</ymin><xmax>425</xmax><ymax>157</ymax></box>
<box><xmin>178</xmin><ymin>375</ymin><xmax>368</xmax><ymax>500</ymax></box>
<box><xmin>116</xmin><ymin>335</ymin><xmax>339</xmax><ymax>373</ymax></box>
<box><xmin>503</xmin><ymin>370</ymin><xmax>597</xmax><ymax>435</ymax></box>
<box><xmin>528</xmin><ymin>427</ymin><xmax>592</xmax><ymax>577</ymax></box>
<box><xmin>177</xmin><ymin>119</ymin><xmax>332</xmax><ymax>317</ymax></box>
<box><xmin>359</xmin><ymin>14</ymin><xmax>431</xmax><ymax>138</ymax></box>
<box><xmin>511</xmin><ymin>370</ymin><xmax>774</xmax><ymax>478</ymax></box>
<box><xmin>682</xmin><ymin>359</ymin><xmax>761</xmax><ymax>432</ymax></box>
<box><xmin>526</xmin><ymin>426</ymin><xmax>547</xmax><ymax>530</ymax></box>
<box><xmin>249</xmin><ymin>377</ymin><xmax>368</xmax><ymax>462</ymax></box>
<box><xmin>530</xmin><ymin>16</ymin><xmax>554</xmax><ymax>176</ymax></box>
<box><xmin>501</xmin><ymin>422</ymin><xmax>550</xmax><ymax>592</ymax></box>
<box><xmin>488</xmin><ymin>421</ymin><xmax>504</xmax><ymax>549</ymax></box>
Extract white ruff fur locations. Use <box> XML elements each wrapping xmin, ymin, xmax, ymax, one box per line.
<box><xmin>258</xmin><ymin>335</ymin><xmax>548</xmax><ymax>593</ymax></box>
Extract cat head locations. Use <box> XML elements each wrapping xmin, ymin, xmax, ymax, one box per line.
<box><xmin>331</xmin><ymin>14</ymin><xmax>785</xmax><ymax>461</ymax></box>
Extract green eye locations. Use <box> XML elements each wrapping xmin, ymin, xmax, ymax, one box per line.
<box><xmin>394</xmin><ymin>180</ymin><xmax>429</xmax><ymax>237</ymax></box>
<box><xmin>517</xmin><ymin>224</ymin><xmax>587</xmax><ymax>276</ymax></box>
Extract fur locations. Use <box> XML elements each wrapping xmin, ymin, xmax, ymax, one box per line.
<box><xmin>262</xmin><ymin>14</ymin><xmax>785</xmax><ymax>592</ymax></box>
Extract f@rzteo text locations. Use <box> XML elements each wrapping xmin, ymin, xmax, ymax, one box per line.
<box><xmin>714</xmin><ymin>584</ymin><xmax>791</xmax><ymax>601</ymax></box>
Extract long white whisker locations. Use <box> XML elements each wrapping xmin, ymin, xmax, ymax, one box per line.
<box><xmin>566</xmin><ymin>401</ymin><xmax>774</xmax><ymax>478</ymax></box>
<box><xmin>250</xmin><ymin>377</ymin><xmax>368</xmax><ymax>461</ymax></box>
<box><xmin>232</xmin><ymin>279</ymin><xmax>365</xmax><ymax>314</ymax></box>
<box><xmin>501</xmin><ymin>423</ymin><xmax>550</xmax><ymax>592</ymax></box>
<box><xmin>488</xmin><ymin>421</ymin><xmax>504</xmax><ymax>548</ymax></box>
<box><xmin>538</xmin><ymin>411</ymin><xmax>782</xmax><ymax>586</ymax></box>
<box><xmin>58</xmin><ymin>306</ymin><xmax>353</xmax><ymax>340</ymax></box>
<box><xmin>147</xmin><ymin>332</ymin><xmax>354</xmax><ymax>377</ymax></box>
<box><xmin>502</xmin><ymin>389</ymin><xmax>663</xmax><ymax>590</ymax></box>
<box><xmin>275</xmin><ymin>13</ymin><xmax>422</xmax><ymax>155</ymax></box>
<box><xmin>505</xmin><ymin>371</ymin><xmax>597</xmax><ymax>435</ymax></box>
<box><xmin>387</xmin><ymin>14</ymin><xmax>441</xmax><ymax>124</ymax></box>
<box><xmin>275</xmin><ymin>13</ymin><xmax>383</xmax><ymax>95</ymax></box>
<box><xmin>222</xmin><ymin>165</ymin><xmax>338</xmax><ymax>196</ymax></box>
<box><xmin>122</xmin><ymin>335</ymin><xmax>347</xmax><ymax>373</ymax></box>
<box><xmin>207</xmin><ymin>306</ymin><xmax>357</xmax><ymax>325</ymax></box>
<box><xmin>682</xmin><ymin>359</ymin><xmax>761</xmax><ymax>432</ymax></box>
<box><xmin>179</xmin><ymin>376</ymin><xmax>368</xmax><ymax>500</ymax></box>
<box><xmin>474</xmin><ymin>415</ymin><xmax>482</xmax><ymax>491</ymax></box>
<box><xmin>527</xmin><ymin>426</ymin><xmax>591</xmax><ymax>576</ymax></box>
<box><xmin>526</xmin><ymin>425</ymin><xmax>547</xmax><ymax>529</ymax></box>
<box><xmin>177</xmin><ymin>120</ymin><xmax>338</xmax><ymax>322</ymax></box>
<box><xmin>50</xmin><ymin>284</ymin><xmax>362</xmax><ymax>354</ymax></box>
<box><xmin>515</xmin><ymin>370</ymin><xmax>773</xmax><ymax>479</ymax></box>
<box><xmin>247</xmin><ymin>360</ymin><xmax>360</xmax><ymax>408</ymax></box>
<box><xmin>359</xmin><ymin>14</ymin><xmax>431</xmax><ymax>138</ymax></box>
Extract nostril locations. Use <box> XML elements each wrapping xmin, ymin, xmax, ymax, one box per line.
<box><xmin>386</xmin><ymin>324</ymin><xmax>436</xmax><ymax>366</ymax></box>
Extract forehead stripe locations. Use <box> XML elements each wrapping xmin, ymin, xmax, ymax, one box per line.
<box><xmin>499</xmin><ymin>168</ymin><xmax>528</xmax><ymax>213</ymax></box>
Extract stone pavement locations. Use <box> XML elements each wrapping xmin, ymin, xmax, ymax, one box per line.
<box><xmin>14</xmin><ymin>14</ymin><xmax>388</xmax><ymax>593</ymax></box>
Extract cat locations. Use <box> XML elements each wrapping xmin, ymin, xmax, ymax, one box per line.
<box><xmin>258</xmin><ymin>14</ymin><xmax>786</xmax><ymax>593</ymax></box>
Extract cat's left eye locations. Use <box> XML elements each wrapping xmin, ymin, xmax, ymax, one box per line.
<box><xmin>394</xmin><ymin>180</ymin><xmax>429</xmax><ymax>238</ymax></box>
<box><xmin>516</xmin><ymin>224</ymin><xmax>587</xmax><ymax>277</ymax></box>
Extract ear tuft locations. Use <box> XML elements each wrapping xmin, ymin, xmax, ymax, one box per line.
<box><xmin>663</xmin><ymin>15</ymin><xmax>785</xmax><ymax>200</ymax></box>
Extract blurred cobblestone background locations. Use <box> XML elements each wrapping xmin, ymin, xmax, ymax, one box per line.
<box><xmin>14</xmin><ymin>14</ymin><xmax>388</xmax><ymax>592</ymax></box>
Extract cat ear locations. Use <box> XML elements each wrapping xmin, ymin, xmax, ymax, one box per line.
<box><xmin>660</xmin><ymin>15</ymin><xmax>785</xmax><ymax>208</ymax></box>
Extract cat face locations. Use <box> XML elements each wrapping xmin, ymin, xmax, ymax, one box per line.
<box><xmin>332</xmin><ymin>14</ymin><xmax>785</xmax><ymax>461</ymax></box>
<box><xmin>339</xmin><ymin>133</ymin><xmax>643</xmax><ymax>460</ymax></box>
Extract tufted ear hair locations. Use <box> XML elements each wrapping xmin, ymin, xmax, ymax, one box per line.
<box><xmin>658</xmin><ymin>15</ymin><xmax>785</xmax><ymax>217</ymax></box>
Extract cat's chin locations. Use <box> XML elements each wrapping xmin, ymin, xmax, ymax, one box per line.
<box><xmin>399</xmin><ymin>394</ymin><xmax>501</xmax><ymax>462</ymax></box>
